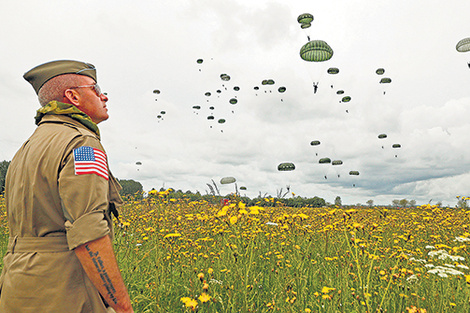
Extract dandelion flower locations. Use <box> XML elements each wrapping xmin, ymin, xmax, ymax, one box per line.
<box><xmin>198</xmin><ymin>293</ymin><xmax>211</xmax><ymax>303</ymax></box>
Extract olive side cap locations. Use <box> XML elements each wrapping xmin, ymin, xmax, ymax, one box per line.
<box><xmin>23</xmin><ymin>60</ymin><xmax>97</xmax><ymax>94</ymax></box>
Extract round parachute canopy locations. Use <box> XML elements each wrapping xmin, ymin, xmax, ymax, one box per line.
<box><xmin>310</xmin><ymin>140</ymin><xmax>321</xmax><ymax>146</ymax></box>
<box><xmin>336</xmin><ymin>90</ymin><xmax>344</xmax><ymax>95</ymax></box>
<box><xmin>157</xmin><ymin>115</ymin><xmax>161</xmax><ymax>118</ymax></box>
<box><xmin>207</xmin><ymin>116</ymin><xmax>214</xmax><ymax>120</ymax></box>
<box><xmin>192</xmin><ymin>105</ymin><xmax>201</xmax><ymax>109</ymax></box>
<box><xmin>267</xmin><ymin>79</ymin><xmax>275</xmax><ymax>85</ymax></box>
<box><xmin>278</xmin><ymin>162</ymin><xmax>295</xmax><ymax>171</ymax></box>
<box><xmin>349</xmin><ymin>171</ymin><xmax>360</xmax><ymax>176</ymax></box>
<box><xmin>216</xmin><ymin>90</ymin><xmax>222</xmax><ymax>94</ymax></box>
<box><xmin>234</xmin><ymin>86</ymin><xmax>240</xmax><ymax>91</ymax></box>
<box><xmin>220</xmin><ymin>73</ymin><xmax>231</xmax><ymax>81</ymax></box>
<box><xmin>300</xmin><ymin>22</ymin><xmax>311</xmax><ymax>29</ymax></box>
<box><xmin>153</xmin><ymin>89</ymin><xmax>160</xmax><ymax>94</ymax></box>
<box><xmin>379</xmin><ymin>77</ymin><xmax>392</xmax><ymax>84</ymax></box>
<box><xmin>220</xmin><ymin>176</ymin><xmax>236</xmax><ymax>184</ymax></box>
<box><xmin>300</xmin><ymin>40</ymin><xmax>333</xmax><ymax>62</ymax></box>
<box><xmin>205</xmin><ymin>92</ymin><xmax>211</xmax><ymax>96</ymax></box>
<box><xmin>160</xmin><ymin>111</ymin><xmax>166</xmax><ymax>114</ymax></box>
<box><xmin>261</xmin><ymin>80</ymin><xmax>268</xmax><ymax>85</ymax></box>
<box><xmin>376</xmin><ymin>68</ymin><xmax>385</xmax><ymax>75</ymax></box>
<box><xmin>254</xmin><ymin>86</ymin><xmax>259</xmax><ymax>90</ymax></box>
<box><xmin>392</xmin><ymin>144</ymin><xmax>401</xmax><ymax>148</ymax></box>
<box><xmin>218</xmin><ymin>119</ymin><xmax>226</xmax><ymax>124</ymax></box>
<box><xmin>229</xmin><ymin>98</ymin><xmax>238</xmax><ymax>104</ymax></box>
<box><xmin>332</xmin><ymin>160</ymin><xmax>343</xmax><ymax>166</ymax></box>
<box><xmin>378</xmin><ymin>134</ymin><xmax>387</xmax><ymax>139</ymax></box>
<box><xmin>136</xmin><ymin>161</ymin><xmax>142</xmax><ymax>165</ymax></box>
<box><xmin>327</xmin><ymin>67</ymin><xmax>339</xmax><ymax>74</ymax></box>
<box><xmin>456</xmin><ymin>38</ymin><xmax>470</xmax><ymax>52</ymax></box>
<box><xmin>209</xmin><ymin>106</ymin><xmax>215</xmax><ymax>110</ymax></box>
<box><xmin>342</xmin><ymin>96</ymin><xmax>351</xmax><ymax>102</ymax></box>
<box><xmin>278</xmin><ymin>86</ymin><xmax>286</xmax><ymax>93</ymax></box>
<box><xmin>319</xmin><ymin>158</ymin><xmax>331</xmax><ymax>164</ymax></box>
<box><xmin>240</xmin><ymin>186</ymin><xmax>247</xmax><ymax>191</ymax></box>
<box><xmin>197</xmin><ymin>59</ymin><xmax>203</xmax><ymax>64</ymax></box>
<box><xmin>297</xmin><ymin>13</ymin><xmax>313</xmax><ymax>24</ymax></box>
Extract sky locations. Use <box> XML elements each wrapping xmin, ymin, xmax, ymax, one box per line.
<box><xmin>1</xmin><ymin>0</ymin><xmax>470</xmax><ymax>206</ymax></box>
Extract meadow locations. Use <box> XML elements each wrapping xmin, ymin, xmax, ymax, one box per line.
<box><xmin>0</xmin><ymin>192</ymin><xmax>470</xmax><ymax>312</ymax></box>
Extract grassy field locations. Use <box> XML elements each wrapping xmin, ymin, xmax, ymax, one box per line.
<box><xmin>1</xmin><ymin>192</ymin><xmax>470</xmax><ymax>312</ymax></box>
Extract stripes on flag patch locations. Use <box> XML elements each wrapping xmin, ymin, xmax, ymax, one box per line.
<box><xmin>73</xmin><ymin>146</ymin><xmax>108</xmax><ymax>180</ymax></box>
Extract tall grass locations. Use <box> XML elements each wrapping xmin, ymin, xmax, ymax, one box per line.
<box><xmin>1</xmin><ymin>192</ymin><xmax>470</xmax><ymax>312</ymax></box>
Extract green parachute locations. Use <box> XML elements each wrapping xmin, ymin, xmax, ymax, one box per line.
<box><xmin>197</xmin><ymin>59</ymin><xmax>203</xmax><ymax>64</ymax></box>
<box><xmin>207</xmin><ymin>116</ymin><xmax>214</xmax><ymax>120</ymax></box>
<box><xmin>319</xmin><ymin>158</ymin><xmax>331</xmax><ymax>164</ymax></box>
<box><xmin>379</xmin><ymin>78</ymin><xmax>392</xmax><ymax>84</ymax></box>
<box><xmin>278</xmin><ymin>162</ymin><xmax>295</xmax><ymax>171</ymax></box>
<box><xmin>342</xmin><ymin>96</ymin><xmax>351</xmax><ymax>102</ymax></box>
<box><xmin>376</xmin><ymin>68</ymin><xmax>385</xmax><ymax>75</ymax></box>
<box><xmin>192</xmin><ymin>105</ymin><xmax>201</xmax><ymax>110</ymax></box>
<box><xmin>310</xmin><ymin>140</ymin><xmax>321</xmax><ymax>146</ymax></box>
<box><xmin>392</xmin><ymin>144</ymin><xmax>401</xmax><ymax>148</ymax></box>
<box><xmin>229</xmin><ymin>98</ymin><xmax>238</xmax><ymax>104</ymax></box>
<box><xmin>240</xmin><ymin>186</ymin><xmax>247</xmax><ymax>191</ymax></box>
<box><xmin>220</xmin><ymin>177</ymin><xmax>236</xmax><ymax>184</ymax></box>
<box><xmin>136</xmin><ymin>161</ymin><xmax>142</xmax><ymax>165</ymax></box>
<box><xmin>456</xmin><ymin>38</ymin><xmax>470</xmax><ymax>52</ymax></box>
<box><xmin>300</xmin><ymin>40</ymin><xmax>333</xmax><ymax>62</ymax></box>
<box><xmin>297</xmin><ymin>13</ymin><xmax>313</xmax><ymax>24</ymax></box>
<box><xmin>218</xmin><ymin>119</ymin><xmax>226</xmax><ymax>124</ymax></box>
<box><xmin>332</xmin><ymin>160</ymin><xmax>343</xmax><ymax>166</ymax></box>
<box><xmin>220</xmin><ymin>74</ymin><xmax>231</xmax><ymax>81</ymax></box>
<box><xmin>327</xmin><ymin>67</ymin><xmax>339</xmax><ymax>74</ymax></box>
<box><xmin>378</xmin><ymin>134</ymin><xmax>387</xmax><ymax>139</ymax></box>
<box><xmin>153</xmin><ymin>89</ymin><xmax>160</xmax><ymax>94</ymax></box>
<box><xmin>349</xmin><ymin>171</ymin><xmax>360</xmax><ymax>176</ymax></box>
<box><xmin>278</xmin><ymin>86</ymin><xmax>286</xmax><ymax>93</ymax></box>
<box><xmin>336</xmin><ymin>90</ymin><xmax>344</xmax><ymax>95</ymax></box>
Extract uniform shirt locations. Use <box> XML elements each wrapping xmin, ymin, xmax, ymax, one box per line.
<box><xmin>0</xmin><ymin>113</ymin><xmax>123</xmax><ymax>313</ymax></box>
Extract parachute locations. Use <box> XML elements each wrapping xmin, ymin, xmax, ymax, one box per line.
<box><xmin>378</xmin><ymin>134</ymin><xmax>387</xmax><ymax>139</ymax></box>
<box><xmin>207</xmin><ymin>116</ymin><xmax>214</xmax><ymax>120</ymax></box>
<box><xmin>300</xmin><ymin>40</ymin><xmax>334</xmax><ymax>62</ymax></box>
<box><xmin>310</xmin><ymin>140</ymin><xmax>321</xmax><ymax>146</ymax></box>
<box><xmin>376</xmin><ymin>68</ymin><xmax>385</xmax><ymax>75</ymax></box>
<box><xmin>327</xmin><ymin>67</ymin><xmax>339</xmax><ymax>74</ymax></box>
<box><xmin>278</xmin><ymin>162</ymin><xmax>295</xmax><ymax>171</ymax></box>
<box><xmin>220</xmin><ymin>176</ymin><xmax>236</xmax><ymax>184</ymax></box>
<box><xmin>267</xmin><ymin>79</ymin><xmax>275</xmax><ymax>85</ymax></box>
<box><xmin>153</xmin><ymin>89</ymin><xmax>160</xmax><ymax>94</ymax></box>
<box><xmin>220</xmin><ymin>74</ymin><xmax>231</xmax><ymax>81</ymax></box>
<box><xmin>218</xmin><ymin>119</ymin><xmax>226</xmax><ymax>124</ymax></box>
<box><xmin>332</xmin><ymin>160</ymin><xmax>343</xmax><ymax>166</ymax></box>
<box><xmin>297</xmin><ymin>13</ymin><xmax>313</xmax><ymax>24</ymax></box>
<box><xmin>392</xmin><ymin>144</ymin><xmax>401</xmax><ymax>148</ymax></box>
<box><xmin>229</xmin><ymin>98</ymin><xmax>238</xmax><ymax>104</ymax></box>
<box><xmin>379</xmin><ymin>78</ymin><xmax>392</xmax><ymax>84</ymax></box>
<box><xmin>278</xmin><ymin>86</ymin><xmax>286</xmax><ymax>93</ymax></box>
<box><xmin>319</xmin><ymin>158</ymin><xmax>331</xmax><ymax>164</ymax></box>
<box><xmin>205</xmin><ymin>92</ymin><xmax>211</xmax><ymax>97</ymax></box>
<box><xmin>192</xmin><ymin>105</ymin><xmax>201</xmax><ymax>109</ymax></box>
<box><xmin>240</xmin><ymin>186</ymin><xmax>247</xmax><ymax>191</ymax></box>
<box><xmin>341</xmin><ymin>96</ymin><xmax>351</xmax><ymax>102</ymax></box>
<box><xmin>234</xmin><ymin>86</ymin><xmax>240</xmax><ymax>91</ymax></box>
<box><xmin>456</xmin><ymin>38</ymin><xmax>470</xmax><ymax>52</ymax></box>
<box><xmin>254</xmin><ymin>86</ymin><xmax>259</xmax><ymax>90</ymax></box>
<box><xmin>336</xmin><ymin>90</ymin><xmax>344</xmax><ymax>95</ymax></box>
<box><xmin>136</xmin><ymin>161</ymin><xmax>142</xmax><ymax>165</ymax></box>
<box><xmin>160</xmin><ymin>111</ymin><xmax>166</xmax><ymax>114</ymax></box>
<box><xmin>196</xmin><ymin>59</ymin><xmax>203</xmax><ymax>64</ymax></box>
<box><xmin>209</xmin><ymin>106</ymin><xmax>215</xmax><ymax>110</ymax></box>
<box><xmin>349</xmin><ymin>171</ymin><xmax>360</xmax><ymax>176</ymax></box>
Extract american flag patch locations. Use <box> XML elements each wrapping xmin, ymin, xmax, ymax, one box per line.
<box><xmin>73</xmin><ymin>146</ymin><xmax>108</xmax><ymax>180</ymax></box>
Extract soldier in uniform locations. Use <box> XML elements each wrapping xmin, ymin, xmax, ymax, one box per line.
<box><xmin>0</xmin><ymin>60</ymin><xmax>134</xmax><ymax>313</ymax></box>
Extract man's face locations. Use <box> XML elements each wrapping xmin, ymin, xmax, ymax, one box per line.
<box><xmin>74</xmin><ymin>76</ymin><xmax>109</xmax><ymax>124</ymax></box>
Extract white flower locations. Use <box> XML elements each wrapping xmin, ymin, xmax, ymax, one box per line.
<box><xmin>454</xmin><ymin>236</ymin><xmax>470</xmax><ymax>242</ymax></box>
<box><xmin>437</xmin><ymin>272</ymin><xmax>448</xmax><ymax>278</ymax></box>
<box><xmin>428</xmin><ymin>266</ymin><xmax>464</xmax><ymax>277</ymax></box>
<box><xmin>456</xmin><ymin>264</ymin><xmax>469</xmax><ymax>270</ymax></box>
<box><xmin>265</xmin><ymin>222</ymin><xmax>278</xmax><ymax>226</ymax></box>
<box><xmin>425</xmin><ymin>245</ymin><xmax>436</xmax><ymax>250</ymax></box>
<box><xmin>409</xmin><ymin>257</ymin><xmax>427</xmax><ymax>263</ymax></box>
<box><xmin>406</xmin><ymin>274</ymin><xmax>419</xmax><ymax>283</ymax></box>
<box><xmin>425</xmin><ymin>264</ymin><xmax>435</xmax><ymax>268</ymax></box>
<box><xmin>444</xmin><ymin>264</ymin><xmax>456</xmax><ymax>268</ymax></box>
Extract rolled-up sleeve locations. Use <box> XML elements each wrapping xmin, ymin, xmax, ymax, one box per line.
<box><xmin>58</xmin><ymin>135</ymin><xmax>111</xmax><ymax>250</ymax></box>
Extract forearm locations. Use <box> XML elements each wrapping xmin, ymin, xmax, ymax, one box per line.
<box><xmin>74</xmin><ymin>234</ymin><xmax>133</xmax><ymax>313</ymax></box>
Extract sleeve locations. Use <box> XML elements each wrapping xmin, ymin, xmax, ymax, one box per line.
<box><xmin>58</xmin><ymin>135</ymin><xmax>111</xmax><ymax>250</ymax></box>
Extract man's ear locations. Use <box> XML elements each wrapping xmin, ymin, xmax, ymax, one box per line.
<box><xmin>63</xmin><ymin>89</ymin><xmax>81</xmax><ymax>106</ymax></box>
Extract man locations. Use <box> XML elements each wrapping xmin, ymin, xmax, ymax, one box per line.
<box><xmin>0</xmin><ymin>60</ymin><xmax>134</xmax><ymax>313</ymax></box>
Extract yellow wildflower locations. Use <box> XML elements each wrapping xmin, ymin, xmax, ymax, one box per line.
<box><xmin>198</xmin><ymin>293</ymin><xmax>211</xmax><ymax>303</ymax></box>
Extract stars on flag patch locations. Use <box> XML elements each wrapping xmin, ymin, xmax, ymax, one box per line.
<box><xmin>73</xmin><ymin>146</ymin><xmax>109</xmax><ymax>180</ymax></box>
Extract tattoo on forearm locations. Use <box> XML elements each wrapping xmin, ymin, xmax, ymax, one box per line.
<box><xmin>85</xmin><ymin>245</ymin><xmax>118</xmax><ymax>304</ymax></box>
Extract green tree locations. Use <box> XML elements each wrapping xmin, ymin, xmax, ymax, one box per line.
<box><xmin>117</xmin><ymin>179</ymin><xmax>143</xmax><ymax>198</ymax></box>
<box><xmin>366</xmin><ymin>199</ymin><xmax>374</xmax><ymax>207</ymax></box>
<box><xmin>0</xmin><ymin>160</ymin><xmax>11</xmax><ymax>193</ymax></box>
<box><xmin>334</xmin><ymin>196</ymin><xmax>342</xmax><ymax>207</ymax></box>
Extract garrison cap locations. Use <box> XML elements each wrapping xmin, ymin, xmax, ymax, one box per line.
<box><xmin>23</xmin><ymin>60</ymin><xmax>97</xmax><ymax>94</ymax></box>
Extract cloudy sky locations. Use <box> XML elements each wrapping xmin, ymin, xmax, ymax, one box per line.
<box><xmin>1</xmin><ymin>0</ymin><xmax>470</xmax><ymax>206</ymax></box>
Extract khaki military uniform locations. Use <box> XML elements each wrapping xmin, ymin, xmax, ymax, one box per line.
<box><xmin>0</xmin><ymin>113</ymin><xmax>123</xmax><ymax>312</ymax></box>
